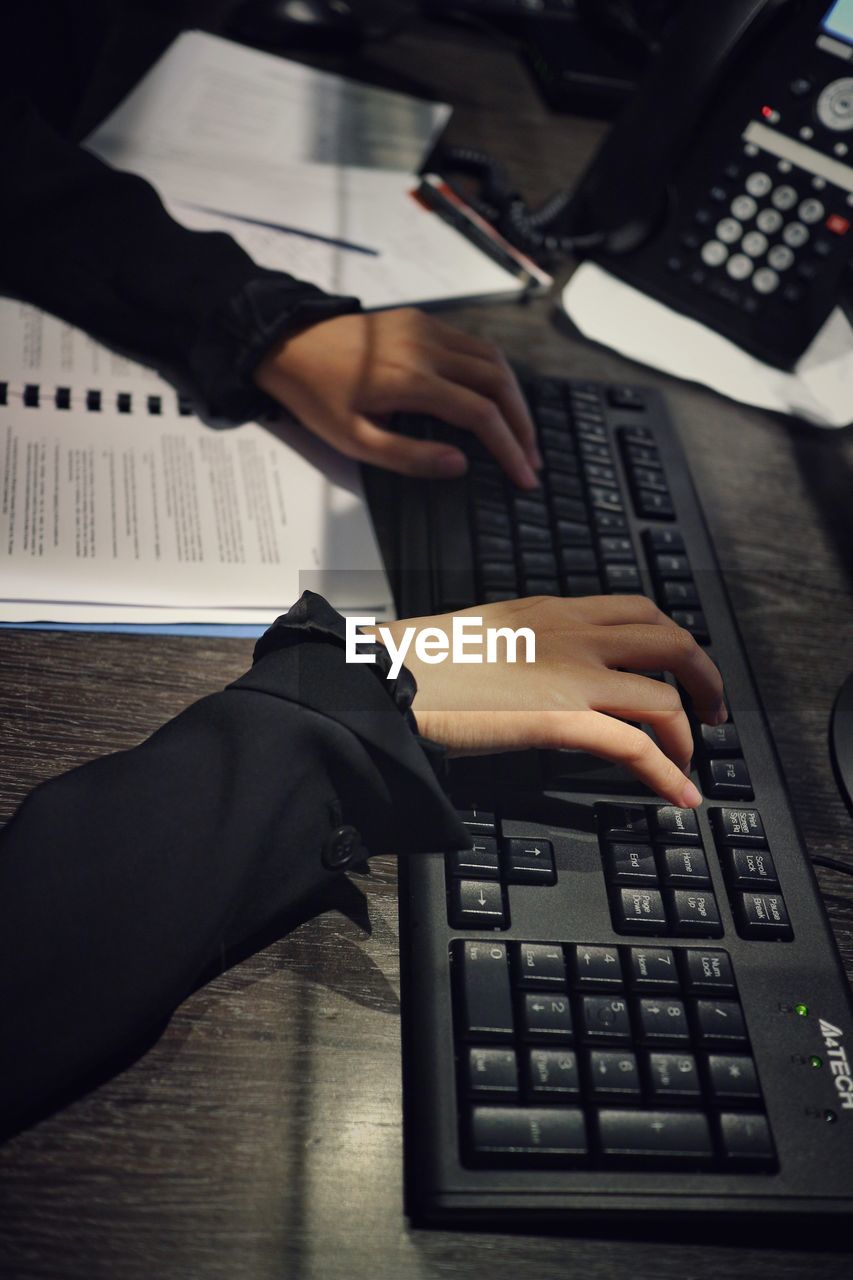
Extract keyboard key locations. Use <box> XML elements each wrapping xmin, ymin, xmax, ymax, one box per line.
<box><xmin>635</xmin><ymin>489</ymin><xmax>675</xmax><ymax>519</ymax></box>
<box><xmin>636</xmin><ymin>998</ymin><xmax>690</xmax><ymax>1043</ymax></box>
<box><xmin>593</xmin><ymin>510</ymin><xmax>628</xmax><ymax>534</ymax></box>
<box><xmin>481</xmin><ymin>561</ymin><xmax>519</xmax><ymax>590</ymax></box>
<box><xmin>608</xmin><ymin>386</ymin><xmax>646</xmax><ymax>410</ymax></box>
<box><xmin>455</xmin><ymin>940</ymin><xmax>514</xmax><ymax>1039</ymax></box>
<box><xmin>559</xmin><ymin>546</ymin><xmax>598</xmax><ymax>574</ymax></box>
<box><xmin>597</xmin><ymin>1109</ymin><xmax>713</xmax><ymax>1163</ymax></box>
<box><xmin>521</xmin><ymin>550</ymin><xmax>557</xmax><ymax>576</ymax></box>
<box><xmin>681</xmin><ymin>949</ymin><xmax>736</xmax><ymax>995</ymax></box>
<box><xmin>503</xmin><ymin>838</ymin><xmax>556</xmax><ymax>885</ymax></box>
<box><xmin>476</xmin><ymin>534</ymin><xmax>514</xmax><ymax>560</ymax></box>
<box><xmin>698</xmin><ymin>722</ymin><xmax>742</xmax><ymax>755</ymax></box>
<box><xmin>611</xmin><ymin>887</ymin><xmax>668</xmax><ymax>934</ymax></box>
<box><xmin>447</xmin><ymin>838</ymin><xmax>500</xmax><ymax>879</ymax></box>
<box><xmin>527</xmin><ymin>1049</ymin><xmax>580</xmax><ymax>1099</ymax></box>
<box><xmin>571</xmin><ymin>945</ymin><xmax>623</xmax><ymax>990</ymax></box>
<box><xmin>649</xmin><ymin>806</ymin><xmax>700</xmax><ymax>845</ymax></box>
<box><xmin>470</xmin><ymin>1106</ymin><xmax>587</xmax><ymax>1159</ymax></box>
<box><xmin>549</xmin><ymin>472</ymin><xmax>584</xmax><ymax>498</ymax></box>
<box><xmin>450</xmin><ymin>880</ymin><xmax>508</xmax><ymax>929</ymax></box>
<box><xmin>647</xmin><ymin>1052</ymin><xmax>702</xmax><ymax>1100</ymax></box>
<box><xmin>555</xmin><ymin>519</ymin><xmax>593</xmax><ymax>547</ymax></box>
<box><xmin>732</xmin><ymin>891</ymin><xmax>793</xmax><ymax>941</ymax></box>
<box><xmin>578</xmin><ymin>439</ymin><xmax>612</xmax><ymax>462</ymax></box>
<box><xmin>544</xmin><ymin>449</ymin><xmax>580</xmax><ymax>475</ymax></box>
<box><xmin>521</xmin><ymin>992</ymin><xmax>574</xmax><ymax>1041</ymax></box>
<box><xmin>627</xmin><ymin>947</ymin><xmax>680</xmax><ymax>992</ymax></box>
<box><xmin>631</xmin><ymin>466</ymin><xmax>669</xmax><ymax>493</ymax></box>
<box><xmin>583</xmin><ymin>462</ymin><xmax>618</xmax><ymax>486</ymax></box>
<box><xmin>704</xmin><ymin>758</ymin><xmax>753</xmax><ymax>800</ymax></box>
<box><xmin>514</xmin><ymin>496</ymin><xmax>549</xmax><ymax>527</ymax></box>
<box><xmin>667</xmin><ymin>889</ymin><xmax>723</xmax><ymax>937</ymax></box>
<box><xmin>718</xmin><ymin>1112</ymin><xmax>775</xmax><ymax>1167</ymax></box>
<box><xmin>524</xmin><ymin>577</ymin><xmax>560</xmax><ymax>596</ymax></box>
<box><xmin>720</xmin><ymin>846</ymin><xmax>779</xmax><ymax>889</ymax></box>
<box><xmin>563</xmin><ymin>573</ymin><xmax>603</xmax><ymax>596</ymax></box>
<box><xmin>598</xmin><ymin>804</ymin><xmax>652</xmax><ymax>842</ymax></box>
<box><xmin>603</xmin><ymin>843</ymin><xmax>659</xmax><ymax>885</ymax></box>
<box><xmin>654</xmin><ymin>553</ymin><xmax>691</xmax><ymax>579</ymax></box>
<box><xmin>604</xmin><ymin>564</ymin><xmax>642</xmax><ymax>593</ymax></box>
<box><xmin>647</xmin><ymin>528</ymin><xmax>684</xmax><ymax>552</ymax></box>
<box><xmin>580</xmin><ymin>995</ymin><xmax>632</xmax><ymax>1042</ymax></box>
<box><xmin>660</xmin><ymin>579</ymin><xmax>701</xmax><ymax>609</ymax></box>
<box><xmin>474</xmin><ymin>507</ymin><xmax>511</xmax><ymax>538</ymax></box>
<box><xmin>598</xmin><ymin>536</ymin><xmax>635</xmax><ymax>562</ymax></box>
<box><xmin>552</xmin><ymin>497</ymin><xmax>589</xmax><ymax>523</ymax></box>
<box><xmin>517</xmin><ymin>943</ymin><xmax>567</xmax><ymax>988</ymax></box>
<box><xmin>457</xmin><ymin>808</ymin><xmax>497</xmax><ymax>833</ymax></box>
<box><xmin>711</xmin><ymin>808</ymin><xmax>766</xmax><ymax>846</ymax></box>
<box><xmin>660</xmin><ymin>846</ymin><xmax>711</xmax><ymax>887</ymax></box>
<box><xmin>588</xmin><ymin>1050</ymin><xmax>641</xmax><ymax>1098</ymax></box>
<box><xmin>466</xmin><ymin>1047</ymin><xmax>519</xmax><ymax>1098</ymax></box>
<box><xmin>588</xmin><ymin>486</ymin><xmax>625</xmax><ymax>512</ymax></box>
<box><xmin>517</xmin><ymin>522</ymin><xmax>552</xmax><ymax>548</ymax></box>
<box><xmin>693</xmin><ymin>999</ymin><xmax>748</xmax><ymax>1047</ymax></box>
<box><xmin>707</xmin><ymin>1054</ymin><xmax>762</xmax><ymax>1104</ymax></box>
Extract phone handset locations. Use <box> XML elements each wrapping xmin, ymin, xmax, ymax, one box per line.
<box><xmin>563</xmin><ymin>0</ymin><xmax>795</xmax><ymax>253</ymax></box>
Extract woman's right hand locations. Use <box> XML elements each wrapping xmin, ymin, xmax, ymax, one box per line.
<box><xmin>367</xmin><ymin>594</ymin><xmax>725</xmax><ymax>810</ymax></box>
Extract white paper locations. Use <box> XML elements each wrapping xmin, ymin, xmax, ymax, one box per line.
<box><xmin>0</xmin><ymin>298</ymin><xmax>169</xmax><ymax>398</ymax></box>
<box><xmin>561</xmin><ymin>263</ymin><xmax>853</xmax><ymax>429</ymax></box>
<box><xmin>88</xmin><ymin>30</ymin><xmax>451</xmax><ymax>178</ymax></box>
<box><xmin>164</xmin><ymin>195</ymin><xmax>524</xmax><ymax>310</ymax></box>
<box><xmin>0</xmin><ymin>597</ymin><xmax>393</xmax><ymax>626</ymax></box>
<box><xmin>0</xmin><ymin>403</ymin><xmax>391</xmax><ymax>613</ymax></box>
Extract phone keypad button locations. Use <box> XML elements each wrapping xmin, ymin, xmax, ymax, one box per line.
<box><xmin>767</xmin><ymin>244</ymin><xmax>794</xmax><ymax>272</ymax></box>
<box><xmin>730</xmin><ymin>195</ymin><xmax>757</xmax><ymax>221</ymax></box>
<box><xmin>752</xmin><ymin>268</ymin><xmax>780</xmax><ymax>295</ymax></box>
<box><xmin>745</xmin><ymin>172</ymin><xmax>772</xmax><ymax>198</ymax></box>
<box><xmin>771</xmin><ymin>185</ymin><xmax>798</xmax><ymax>211</ymax></box>
<box><xmin>782</xmin><ymin>221</ymin><xmax>809</xmax><ymax>248</ymax></box>
<box><xmin>701</xmin><ymin>240</ymin><xmax>728</xmax><ymax>267</ymax></box>
<box><xmin>740</xmin><ymin>231</ymin><xmax>767</xmax><ymax>258</ymax></box>
<box><xmin>726</xmin><ymin>253</ymin><xmax>753</xmax><ymax>281</ymax></box>
<box><xmin>716</xmin><ymin>218</ymin><xmax>742</xmax><ymax>245</ymax></box>
<box><xmin>756</xmin><ymin>208</ymin><xmax>783</xmax><ymax>235</ymax></box>
<box><xmin>798</xmin><ymin>198</ymin><xmax>825</xmax><ymax>224</ymax></box>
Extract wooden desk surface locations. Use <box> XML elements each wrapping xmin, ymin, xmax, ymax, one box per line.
<box><xmin>1</xmin><ymin>11</ymin><xmax>852</xmax><ymax>1279</ymax></box>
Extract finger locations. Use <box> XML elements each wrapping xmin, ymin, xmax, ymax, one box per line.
<box><xmin>335</xmin><ymin>415</ymin><xmax>470</xmax><ymax>479</ymax></box>
<box><xmin>433</xmin><ymin>351</ymin><xmax>540</xmax><ymax>469</ymax></box>
<box><xmin>590</xmin><ymin>671</ymin><xmax>695</xmax><ymax>770</ymax></box>
<box><xmin>408</xmin><ymin>378</ymin><xmax>538</xmax><ymax>489</ymax></box>
<box><xmin>552</xmin><ymin>594</ymin><xmax>675</xmax><ymax>628</ymax></box>
<box><xmin>593</xmin><ymin>623</ymin><xmax>726</xmax><ymax>724</ymax></box>
<box><xmin>464</xmin><ymin>708</ymin><xmax>702</xmax><ymax>807</ymax></box>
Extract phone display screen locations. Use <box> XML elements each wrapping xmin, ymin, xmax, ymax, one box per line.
<box><xmin>822</xmin><ymin>0</ymin><xmax>853</xmax><ymax>44</ymax></box>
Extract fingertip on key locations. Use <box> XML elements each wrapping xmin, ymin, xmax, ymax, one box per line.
<box><xmin>680</xmin><ymin>779</ymin><xmax>703</xmax><ymax>809</ymax></box>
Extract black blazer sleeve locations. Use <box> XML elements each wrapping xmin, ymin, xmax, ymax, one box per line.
<box><xmin>0</xmin><ymin>614</ymin><xmax>468</xmax><ymax>1133</ymax></box>
<box><xmin>0</xmin><ymin>91</ymin><xmax>360</xmax><ymax>420</ymax></box>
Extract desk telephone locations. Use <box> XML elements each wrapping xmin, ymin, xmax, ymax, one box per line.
<box><xmin>563</xmin><ymin>0</ymin><xmax>853</xmax><ymax>367</ymax></box>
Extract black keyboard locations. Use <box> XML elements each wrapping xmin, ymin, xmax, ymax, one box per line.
<box><xmin>366</xmin><ymin>377</ymin><xmax>853</xmax><ymax>1229</ymax></box>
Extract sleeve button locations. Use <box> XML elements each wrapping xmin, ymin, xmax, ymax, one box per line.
<box><xmin>322</xmin><ymin>825</ymin><xmax>363</xmax><ymax>870</ymax></box>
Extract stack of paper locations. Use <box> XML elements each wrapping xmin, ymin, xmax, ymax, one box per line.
<box><xmin>85</xmin><ymin>30</ymin><xmax>529</xmax><ymax>308</ymax></box>
<box><xmin>0</xmin><ymin>302</ymin><xmax>394</xmax><ymax>633</ymax></box>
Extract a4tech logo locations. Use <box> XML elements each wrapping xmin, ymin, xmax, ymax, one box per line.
<box><xmin>820</xmin><ymin>1019</ymin><xmax>853</xmax><ymax>1112</ymax></box>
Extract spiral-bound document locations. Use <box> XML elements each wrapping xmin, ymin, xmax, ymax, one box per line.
<box><xmin>0</xmin><ymin>302</ymin><xmax>393</xmax><ymax>629</ymax></box>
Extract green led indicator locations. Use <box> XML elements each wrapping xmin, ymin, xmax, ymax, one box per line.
<box><xmin>810</xmin><ymin>1056</ymin><xmax>823</xmax><ymax>1069</ymax></box>
<box><xmin>795</xmin><ymin>1003</ymin><xmax>809</xmax><ymax>1017</ymax></box>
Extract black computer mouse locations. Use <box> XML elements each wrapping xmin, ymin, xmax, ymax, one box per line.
<box><xmin>228</xmin><ymin>0</ymin><xmax>365</xmax><ymax>50</ymax></box>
